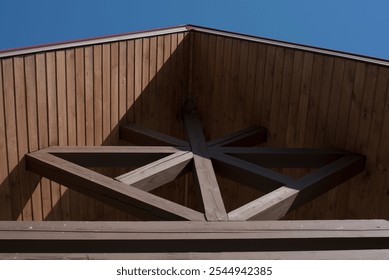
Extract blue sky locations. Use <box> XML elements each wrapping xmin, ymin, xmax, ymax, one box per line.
<box><xmin>1</xmin><ymin>0</ymin><xmax>389</xmax><ymax>59</ymax></box>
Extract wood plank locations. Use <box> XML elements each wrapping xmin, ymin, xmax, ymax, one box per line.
<box><xmin>116</xmin><ymin>151</ymin><xmax>193</xmax><ymax>191</ymax></box>
<box><xmin>126</xmin><ymin>40</ymin><xmax>135</xmax><ymax>123</ymax></box>
<box><xmin>228</xmin><ymin>155</ymin><xmax>365</xmax><ymax>220</ymax></box>
<box><xmin>35</xmin><ymin>53</ymin><xmax>50</xmax><ymax>220</ymax></box>
<box><xmin>211</xmin><ymin>147</ymin><xmax>351</xmax><ymax>168</ymax></box>
<box><xmin>2</xmin><ymin>250</ymin><xmax>388</xmax><ymax>260</ymax></box>
<box><xmin>118</xmin><ymin>41</ymin><xmax>127</xmax><ymax>126</ymax></box>
<box><xmin>120</xmin><ymin>123</ymin><xmax>189</xmax><ymax>146</ymax></box>
<box><xmin>55</xmin><ymin>50</ymin><xmax>70</xmax><ymax>220</ymax></box>
<box><xmin>0</xmin><ymin>59</ymin><xmax>12</xmax><ymax>219</ymax></box>
<box><xmin>102</xmin><ymin>44</ymin><xmax>111</xmax><ymax>144</ymax></box>
<box><xmin>2</xmin><ymin>58</ymin><xmax>23</xmax><ymax>220</ymax></box>
<box><xmin>44</xmin><ymin>146</ymin><xmax>188</xmax><ymax>168</ymax></box>
<box><xmin>93</xmin><ymin>45</ymin><xmax>103</xmax><ymax>145</ymax></box>
<box><xmin>268</xmin><ymin>47</ymin><xmax>286</xmax><ymax>145</ymax></box>
<box><xmin>14</xmin><ymin>56</ymin><xmax>34</xmax><ymax>221</ymax></box>
<box><xmin>75</xmin><ymin>48</ymin><xmax>86</xmax><ymax>146</ymax></box>
<box><xmin>84</xmin><ymin>46</ymin><xmax>94</xmax><ymax>146</ymax></box>
<box><xmin>207</xmin><ymin>126</ymin><xmax>267</xmax><ymax>147</ymax></box>
<box><xmin>134</xmin><ymin>39</ymin><xmax>142</xmax><ymax>124</ymax></box>
<box><xmin>46</xmin><ymin>52</ymin><xmax>62</xmax><ymax>220</ymax></box>
<box><xmin>183</xmin><ymin>102</ymin><xmax>227</xmax><ymax>221</ymax></box>
<box><xmin>65</xmin><ymin>49</ymin><xmax>80</xmax><ymax>220</ymax></box>
<box><xmin>0</xmin><ymin>220</ymin><xmax>387</xmax><ymax>253</ymax></box>
<box><xmin>26</xmin><ymin>152</ymin><xmax>205</xmax><ymax>221</ymax></box>
<box><xmin>211</xmin><ymin>152</ymin><xmax>293</xmax><ymax>193</ymax></box>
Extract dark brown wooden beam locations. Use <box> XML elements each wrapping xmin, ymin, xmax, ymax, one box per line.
<box><xmin>211</xmin><ymin>147</ymin><xmax>352</xmax><ymax>168</ymax></box>
<box><xmin>0</xmin><ymin>220</ymin><xmax>387</xmax><ymax>253</ymax></box>
<box><xmin>115</xmin><ymin>151</ymin><xmax>193</xmax><ymax>191</ymax></box>
<box><xmin>120</xmin><ymin>123</ymin><xmax>189</xmax><ymax>146</ymax></box>
<box><xmin>207</xmin><ymin>126</ymin><xmax>267</xmax><ymax>147</ymax></box>
<box><xmin>211</xmin><ymin>152</ymin><xmax>294</xmax><ymax>193</ymax></box>
<box><xmin>43</xmin><ymin>146</ymin><xmax>189</xmax><ymax>168</ymax></box>
<box><xmin>26</xmin><ymin>151</ymin><xmax>205</xmax><ymax>221</ymax></box>
<box><xmin>228</xmin><ymin>155</ymin><xmax>366</xmax><ymax>220</ymax></box>
<box><xmin>183</xmin><ymin>101</ymin><xmax>227</xmax><ymax>221</ymax></box>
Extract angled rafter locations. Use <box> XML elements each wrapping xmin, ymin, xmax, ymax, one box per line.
<box><xmin>210</xmin><ymin>152</ymin><xmax>294</xmax><ymax>193</ymax></box>
<box><xmin>207</xmin><ymin>126</ymin><xmax>267</xmax><ymax>147</ymax></box>
<box><xmin>183</xmin><ymin>101</ymin><xmax>227</xmax><ymax>221</ymax></box>
<box><xmin>120</xmin><ymin>123</ymin><xmax>189</xmax><ymax>146</ymax></box>
<box><xmin>212</xmin><ymin>147</ymin><xmax>352</xmax><ymax>168</ymax></box>
<box><xmin>228</xmin><ymin>154</ymin><xmax>366</xmax><ymax>220</ymax></box>
<box><xmin>115</xmin><ymin>151</ymin><xmax>193</xmax><ymax>191</ymax></box>
<box><xmin>26</xmin><ymin>151</ymin><xmax>205</xmax><ymax>221</ymax></box>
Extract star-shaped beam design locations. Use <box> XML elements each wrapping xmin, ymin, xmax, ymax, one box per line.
<box><xmin>26</xmin><ymin>101</ymin><xmax>365</xmax><ymax>221</ymax></box>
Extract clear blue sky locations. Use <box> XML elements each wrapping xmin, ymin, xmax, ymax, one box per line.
<box><xmin>1</xmin><ymin>0</ymin><xmax>389</xmax><ymax>59</ymax></box>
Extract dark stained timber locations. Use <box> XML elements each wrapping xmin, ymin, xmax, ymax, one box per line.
<box><xmin>120</xmin><ymin>123</ymin><xmax>189</xmax><ymax>146</ymax></box>
<box><xmin>207</xmin><ymin>126</ymin><xmax>267</xmax><ymax>147</ymax></box>
<box><xmin>211</xmin><ymin>152</ymin><xmax>293</xmax><ymax>193</ymax></box>
<box><xmin>229</xmin><ymin>155</ymin><xmax>366</xmax><ymax>220</ymax></box>
<box><xmin>211</xmin><ymin>147</ymin><xmax>352</xmax><ymax>168</ymax></box>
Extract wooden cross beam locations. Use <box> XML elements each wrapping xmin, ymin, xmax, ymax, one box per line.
<box><xmin>26</xmin><ymin>149</ymin><xmax>204</xmax><ymax>221</ymax></box>
<box><xmin>1</xmin><ymin>220</ymin><xmax>388</xmax><ymax>253</ymax></box>
<box><xmin>183</xmin><ymin>101</ymin><xmax>227</xmax><ymax>221</ymax></box>
<box><xmin>26</xmin><ymin>102</ymin><xmax>365</xmax><ymax>222</ymax></box>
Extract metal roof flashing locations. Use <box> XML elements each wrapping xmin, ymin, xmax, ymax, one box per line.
<box><xmin>1</xmin><ymin>24</ymin><xmax>388</xmax><ymax>67</ymax></box>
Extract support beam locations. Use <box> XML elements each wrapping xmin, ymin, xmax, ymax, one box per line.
<box><xmin>228</xmin><ymin>155</ymin><xmax>365</xmax><ymax>220</ymax></box>
<box><xmin>26</xmin><ymin>151</ymin><xmax>205</xmax><ymax>221</ymax></box>
<box><xmin>211</xmin><ymin>152</ymin><xmax>294</xmax><ymax>193</ymax></box>
<box><xmin>115</xmin><ymin>151</ymin><xmax>193</xmax><ymax>191</ymax></box>
<box><xmin>211</xmin><ymin>147</ymin><xmax>352</xmax><ymax>168</ymax></box>
<box><xmin>207</xmin><ymin>126</ymin><xmax>267</xmax><ymax>147</ymax></box>
<box><xmin>0</xmin><ymin>220</ymin><xmax>387</xmax><ymax>253</ymax></box>
<box><xmin>3</xmin><ymin>250</ymin><xmax>389</xmax><ymax>260</ymax></box>
<box><xmin>183</xmin><ymin>102</ymin><xmax>227</xmax><ymax>221</ymax></box>
<box><xmin>44</xmin><ymin>146</ymin><xmax>189</xmax><ymax>168</ymax></box>
<box><xmin>120</xmin><ymin>123</ymin><xmax>189</xmax><ymax>146</ymax></box>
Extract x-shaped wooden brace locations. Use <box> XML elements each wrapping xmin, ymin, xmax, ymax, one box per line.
<box><xmin>26</xmin><ymin>101</ymin><xmax>365</xmax><ymax>221</ymax></box>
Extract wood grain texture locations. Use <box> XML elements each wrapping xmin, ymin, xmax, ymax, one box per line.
<box><xmin>1</xmin><ymin>29</ymin><xmax>389</xmax><ymax>221</ymax></box>
<box><xmin>0</xmin><ymin>220</ymin><xmax>387</xmax><ymax>253</ymax></box>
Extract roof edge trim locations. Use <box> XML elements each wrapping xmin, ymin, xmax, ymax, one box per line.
<box><xmin>0</xmin><ymin>26</ymin><xmax>189</xmax><ymax>58</ymax></box>
<box><xmin>188</xmin><ymin>25</ymin><xmax>389</xmax><ymax>67</ymax></box>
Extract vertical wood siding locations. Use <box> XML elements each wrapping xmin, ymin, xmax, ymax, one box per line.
<box><xmin>0</xmin><ymin>32</ymin><xmax>190</xmax><ymax>220</ymax></box>
<box><xmin>190</xmin><ymin>32</ymin><xmax>389</xmax><ymax>219</ymax></box>
<box><xmin>0</xmin><ymin>30</ymin><xmax>388</xmax><ymax>220</ymax></box>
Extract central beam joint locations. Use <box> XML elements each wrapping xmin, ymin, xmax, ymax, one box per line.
<box><xmin>183</xmin><ymin>100</ymin><xmax>227</xmax><ymax>221</ymax></box>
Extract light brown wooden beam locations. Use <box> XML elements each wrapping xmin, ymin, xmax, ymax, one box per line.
<box><xmin>207</xmin><ymin>126</ymin><xmax>267</xmax><ymax>147</ymax></box>
<box><xmin>211</xmin><ymin>152</ymin><xmax>294</xmax><ymax>193</ymax></box>
<box><xmin>41</xmin><ymin>146</ymin><xmax>189</xmax><ymax>168</ymax></box>
<box><xmin>120</xmin><ymin>123</ymin><xmax>189</xmax><ymax>146</ymax></box>
<box><xmin>228</xmin><ymin>155</ymin><xmax>365</xmax><ymax>220</ymax></box>
<box><xmin>26</xmin><ymin>152</ymin><xmax>205</xmax><ymax>221</ymax></box>
<box><xmin>115</xmin><ymin>151</ymin><xmax>193</xmax><ymax>191</ymax></box>
<box><xmin>211</xmin><ymin>147</ymin><xmax>352</xmax><ymax>168</ymax></box>
<box><xmin>0</xmin><ymin>220</ymin><xmax>387</xmax><ymax>253</ymax></box>
<box><xmin>183</xmin><ymin>101</ymin><xmax>227</xmax><ymax>221</ymax></box>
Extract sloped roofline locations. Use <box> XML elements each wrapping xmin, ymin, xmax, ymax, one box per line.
<box><xmin>1</xmin><ymin>24</ymin><xmax>388</xmax><ymax>66</ymax></box>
